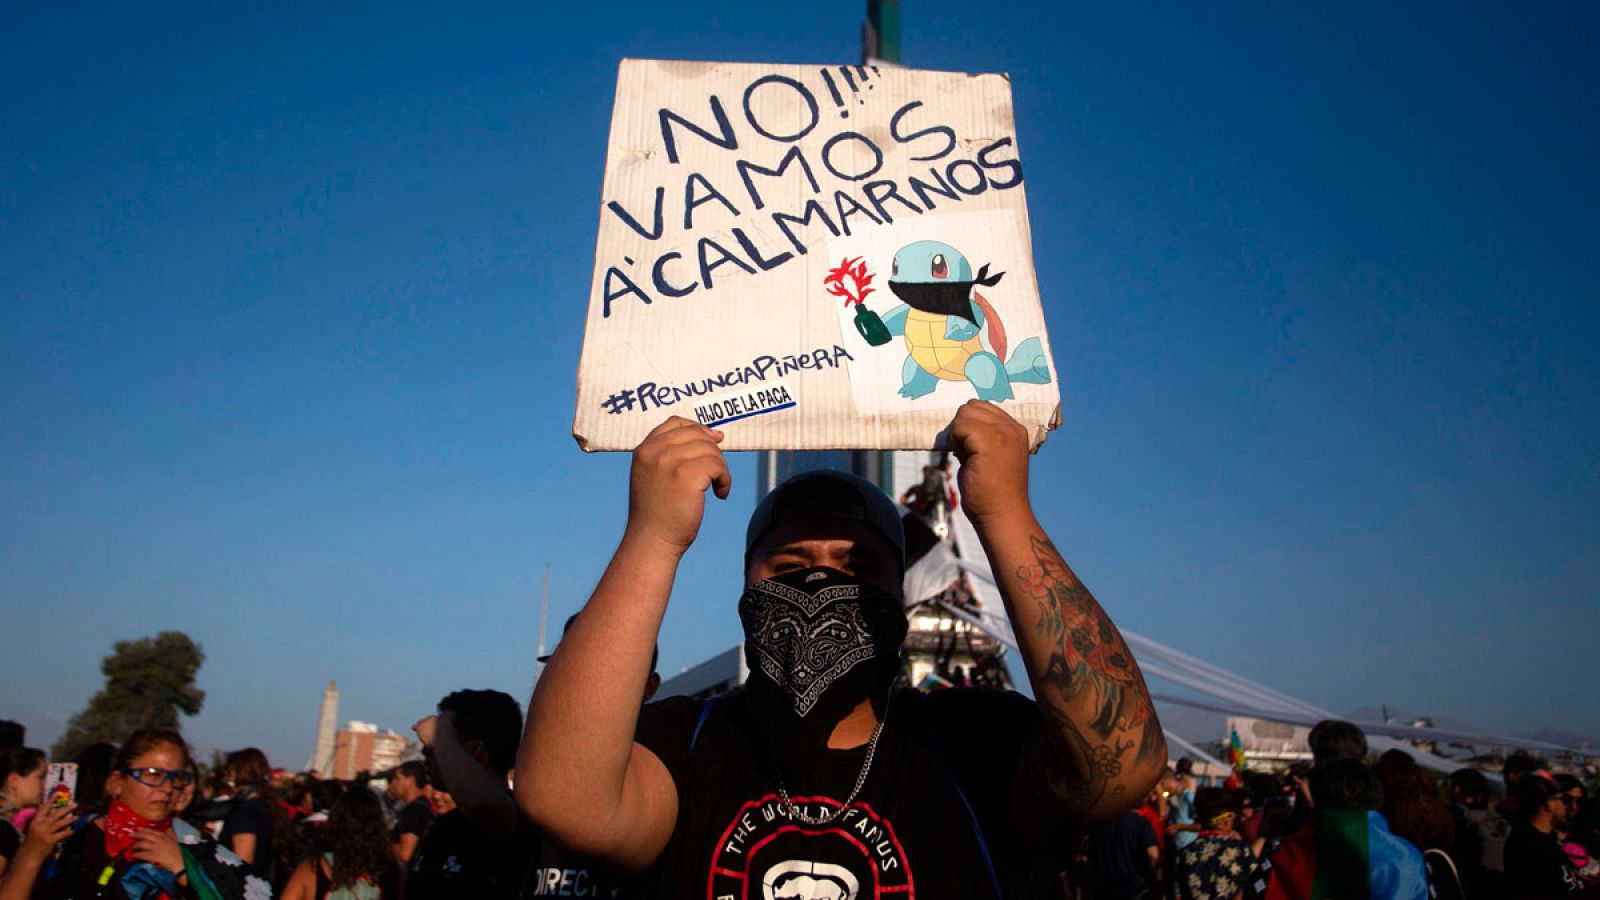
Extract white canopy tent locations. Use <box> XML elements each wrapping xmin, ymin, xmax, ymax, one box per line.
<box><xmin>892</xmin><ymin>455</ymin><xmax>1590</xmax><ymax>779</ymax></box>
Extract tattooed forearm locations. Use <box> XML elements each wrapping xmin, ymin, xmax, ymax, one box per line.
<box><xmin>1011</xmin><ymin>535</ymin><xmax>1165</xmax><ymax>818</ymax></box>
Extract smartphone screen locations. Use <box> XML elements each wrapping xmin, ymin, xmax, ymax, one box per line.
<box><xmin>43</xmin><ymin>762</ymin><xmax>77</xmax><ymax>808</ymax></box>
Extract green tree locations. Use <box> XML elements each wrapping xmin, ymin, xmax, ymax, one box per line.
<box><xmin>52</xmin><ymin>632</ymin><xmax>205</xmax><ymax>759</ymax></box>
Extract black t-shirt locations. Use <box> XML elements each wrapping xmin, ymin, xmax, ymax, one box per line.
<box><xmin>393</xmin><ymin>797</ymin><xmax>433</xmax><ymax>839</ymax></box>
<box><xmin>1082</xmin><ymin>811</ymin><xmax>1158</xmax><ymax>900</ymax></box>
<box><xmin>218</xmin><ymin>794</ymin><xmax>275</xmax><ymax>882</ymax></box>
<box><xmin>1505</xmin><ymin>822</ymin><xmax>1586</xmax><ymax>899</ymax></box>
<box><xmin>0</xmin><ymin>819</ymin><xmax>19</xmax><ymax>862</ymax></box>
<box><xmin>518</xmin><ymin>829</ymin><xmax>629</xmax><ymax>900</ymax></box>
<box><xmin>632</xmin><ymin>685</ymin><xmax>1048</xmax><ymax>900</ymax></box>
<box><xmin>407</xmin><ymin>809</ymin><xmax>520</xmax><ymax>900</ymax></box>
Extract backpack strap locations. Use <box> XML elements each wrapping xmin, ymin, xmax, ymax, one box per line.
<box><xmin>1424</xmin><ymin>848</ymin><xmax>1462</xmax><ymax>886</ymax></box>
<box><xmin>690</xmin><ymin>696</ymin><xmax>718</xmax><ymax>751</ymax></box>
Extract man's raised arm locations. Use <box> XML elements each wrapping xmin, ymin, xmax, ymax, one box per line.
<box><xmin>515</xmin><ymin>417</ymin><xmax>730</xmax><ymax>870</ymax></box>
<box><xmin>948</xmin><ymin>401</ymin><xmax>1167</xmax><ymax>823</ymax></box>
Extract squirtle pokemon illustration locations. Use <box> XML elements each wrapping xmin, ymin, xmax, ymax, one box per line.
<box><xmin>878</xmin><ymin>240</ymin><xmax>1052</xmax><ymax>401</ymax></box>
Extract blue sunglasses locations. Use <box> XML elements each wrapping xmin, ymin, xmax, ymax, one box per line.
<box><xmin>119</xmin><ymin>767</ymin><xmax>195</xmax><ymax>789</ymax></box>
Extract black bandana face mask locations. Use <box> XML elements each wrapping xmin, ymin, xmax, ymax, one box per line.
<box><xmin>738</xmin><ymin>566</ymin><xmax>908</xmax><ymax>726</ymax></box>
<box><xmin>887</xmin><ymin>263</ymin><xmax>1005</xmax><ymax>325</ymax></box>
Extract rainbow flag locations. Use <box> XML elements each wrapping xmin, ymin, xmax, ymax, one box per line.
<box><xmin>1229</xmin><ymin>726</ymin><xmax>1247</xmax><ymax>771</ymax></box>
<box><xmin>1259</xmin><ymin>809</ymin><xmax>1429</xmax><ymax>900</ymax></box>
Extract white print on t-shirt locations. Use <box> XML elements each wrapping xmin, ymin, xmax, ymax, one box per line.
<box><xmin>527</xmin><ymin>865</ymin><xmax>616</xmax><ymax>897</ymax></box>
<box><xmin>708</xmin><ymin>794</ymin><xmax>912</xmax><ymax>900</ymax></box>
<box><xmin>762</xmin><ymin>860</ymin><xmax>858</xmax><ymax>900</ymax></box>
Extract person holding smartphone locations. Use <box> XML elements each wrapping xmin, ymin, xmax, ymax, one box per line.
<box><xmin>0</xmin><ymin>728</ymin><xmax>271</xmax><ymax>900</ymax></box>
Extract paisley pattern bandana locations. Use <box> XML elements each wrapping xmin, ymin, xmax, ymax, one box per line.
<box><xmin>739</xmin><ymin>567</ymin><xmax>908</xmax><ymax>719</ymax></box>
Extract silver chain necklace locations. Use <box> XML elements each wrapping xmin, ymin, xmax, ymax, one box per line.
<box><xmin>774</xmin><ymin>693</ymin><xmax>891</xmax><ymax>826</ymax></box>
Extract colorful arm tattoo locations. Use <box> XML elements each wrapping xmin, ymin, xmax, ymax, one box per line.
<box><xmin>1016</xmin><ymin>534</ymin><xmax>1164</xmax><ymax>815</ymax></box>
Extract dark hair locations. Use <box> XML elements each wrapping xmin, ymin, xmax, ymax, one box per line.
<box><xmin>1244</xmin><ymin>772</ymin><xmax>1283</xmax><ymax>806</ymax></box>
<box><xmin>1372</xmin><ymin>750</ymin><xmax>1416</xmax><ymax>786</ymax></box>
<box><xmin>1258</xmin><ymin>794</ymin><xmax>1298</xmax><ymax>840</ymax></box>
<box><xmin>309</xmin><ymin>776</ymin><xmax>344</xmax><ymax>815</ymax></box>
<box><xmin>1377</xmin><ymin>758</ymin><xmax>1453</xmax><ymax>851</ymax></box>
<box><xmin>113</xmin><ymin>728</ymin><xmax>193</xmax><ymax>771</ymax></box>
<box><xmin>1378</xmin><ymin>748</ymin><xmax>1415</xmax><ymax>768</ymax></box>
<box><xmin>1386</xmin><ymin>792</ymin><xmax>1455</xmax><ymax>851</ymax></box>
<box><xmin>225</xmin><ymin>748</ymin><xmax>291</xmax><ymax>879</ymax></box>
<box><xmin>1553</xmin><ymin>774</ymin><xmax>1585</xmax><ymax>795</ymax></box>
<box><xmin>1503</xmin><ymin>753</ymin><xmax>1538</xmax><ymax>781</ymax></box>
<box><xmin>1175</xmin><ymin>757</ymin><xmax>1194</xmax><ymax>776</ymax></box>
<box><xmin>1511</xmin><ymin>771</ymin><xmax>1560</xmax><ymax>818</ymax></box>
<box><xmin>1573</xmin><ymin>797</ymin><xmax>1600</xmax><ymax>845</ymax></box>
<box><xmin>0</xmin><ymin>721</ymin><xmax>24</xmax><ymax>750</ymax></box>
<box><xmin>1194</xmin><ymin>787</ymin><xmax>1237</xmax><ymax>827</ymax></box>
<box><xmin>1311</xmin><ymin>759</ymin><xmax>1383</xmax><ymax>810</ymax></box>
<box><xmin>327</xmin><ymin>788</ymin><xmax>394</xmax><ymax>890</ymax></box>
<box><xmin>224</xmin><ymin>748</ymin><xmax>271</xmax><ymax>789</ymax></box>
<box><xmin>438</xmin><ymin>689</ymin><xmax>523</xmax><ymax>775</ymax></box>
<box><xmin>0</xmin><ymin>746</ymin><xmax>45</xmax><ymax>791</ymax></box>
<box><xmin>73</xmin><ymin>743</ymin><xmax>118</xmax><ymax>815</ymax></box>
<box><xmin>281</xmin><ymin>773</ymin><xmax>313</xmax><ymax>809</ymax></box>
<box><xmin>1450</xmin><ymin>768</ymin><xmax>1489</xmax><ymax>806</ymax></box>
<box><xmin>1308</xmin><ymin>720</ymin><xmax>1368</xmax><ymax>764</ymax></box>
<box><xmin>395</xmin><ymin>760</ymin><xmax>429</xmax><ymax>789</ymax></box>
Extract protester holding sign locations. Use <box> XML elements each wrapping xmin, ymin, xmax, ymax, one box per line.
<box><xmin>517</xmin><ymin>400</ymin><xmax>1166</xmax><ymax>898</ymax></box>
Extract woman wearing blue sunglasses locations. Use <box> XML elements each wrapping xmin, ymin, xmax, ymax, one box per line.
<box><xmin>0</xmin><ymin>727</ymin><xmax>272</xmax><ymax>900</ymax></box>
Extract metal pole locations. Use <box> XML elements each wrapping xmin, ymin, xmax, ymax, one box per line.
<box><xmin>534</xmin><ymin>563</ymin><xmax>550</xmax><ymax>681</ymax></box>
<box><xmin>864</xmin><ymin>0</ymin><xmax>902</xmax><ymax>65</ymax></box>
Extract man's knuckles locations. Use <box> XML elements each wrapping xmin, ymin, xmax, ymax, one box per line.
<box><xmin>669</xmin><ymin>459</ymin><xmax>717</xmax><ymax>489</ymax></box>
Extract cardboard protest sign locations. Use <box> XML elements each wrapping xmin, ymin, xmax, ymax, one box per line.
<box><xmin>574</xmin><ymin>59</ymin><xmax>1061</xmax><ymax>451</ymax></box>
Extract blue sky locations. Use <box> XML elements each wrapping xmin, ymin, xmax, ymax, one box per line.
<box><xmin>3</xmin><ymin>2</ymin><xmax>1596</xmax><ymax>766</ymax></box>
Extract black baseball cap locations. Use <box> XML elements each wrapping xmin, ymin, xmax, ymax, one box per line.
<box><xmin>744</xmin><ymin>469</ymin><xmax>906</xmax><ymax>573</ymax></box>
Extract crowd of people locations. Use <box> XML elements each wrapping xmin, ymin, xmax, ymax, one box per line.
<box><xmin>1073</xmin><ymin>721</ymin><xmax>1600</xmax><ymax>899</ymax></box>
<box><xmin>2</xmin><ymin>713</ymin><xmax>1595</xmax><ymax>899</ymax></box>
<box><xmin>0</xmin><ymin>688</ymin><xmax>527</xmax><ymax>900</ymax></box>
<box><xmin>0</xmin><ymin>405</ymin><xmax>1595</xmax><ymax>900</ymax></box>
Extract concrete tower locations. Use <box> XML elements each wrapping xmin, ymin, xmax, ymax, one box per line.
<box><xmin>309</xmin><ymin>680</ymin><xmax>338</xmax><ymax>774</ymax></box>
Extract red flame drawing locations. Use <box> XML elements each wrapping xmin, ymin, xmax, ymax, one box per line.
<box><xmin>824</xmin><ymin>256</ymin><xmax>875</xmax><ymax>307</ymax></box>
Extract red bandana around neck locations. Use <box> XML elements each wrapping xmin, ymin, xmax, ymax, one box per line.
<box><xmin>102</xmin><ymin>799</ymin><xmax>172</xmax><ymax>859</ymax></box>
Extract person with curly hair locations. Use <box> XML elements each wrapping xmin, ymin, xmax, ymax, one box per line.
<box><xmin>282</xmin><ymin>787</ymin><xmax>393</xmax><ymax>900</ymax></box>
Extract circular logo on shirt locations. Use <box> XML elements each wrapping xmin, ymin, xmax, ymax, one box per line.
<box><xmin>708</xmin><ymin>794</ymin><xmax>913</xmax><ymax>900</ymax></box>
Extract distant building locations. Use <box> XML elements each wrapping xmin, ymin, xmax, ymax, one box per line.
<box><xmin>308</xmin><ymin>680</ymin><xmax>339</xmax><ymax>775</ymax></box>
<box><xmin>1227</xmin><ymin>716</ymin><xmax>1313</xmax><ymax>772</ymax></box>
<box><xmin>657</xmin><ymin>646</ymin><xmax>747</xmax><ymax>701</ymax></box>
<box><xmin>330</xmin><ymin>721</ymin><xmax>408</xmax><ymax>780</ymax></box>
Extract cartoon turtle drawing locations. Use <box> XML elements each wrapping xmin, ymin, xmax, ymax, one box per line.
<box><xmin>878</xmin><ymin>240</ymin><xmax>1052</xmax><ymax>401</ymax></box>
